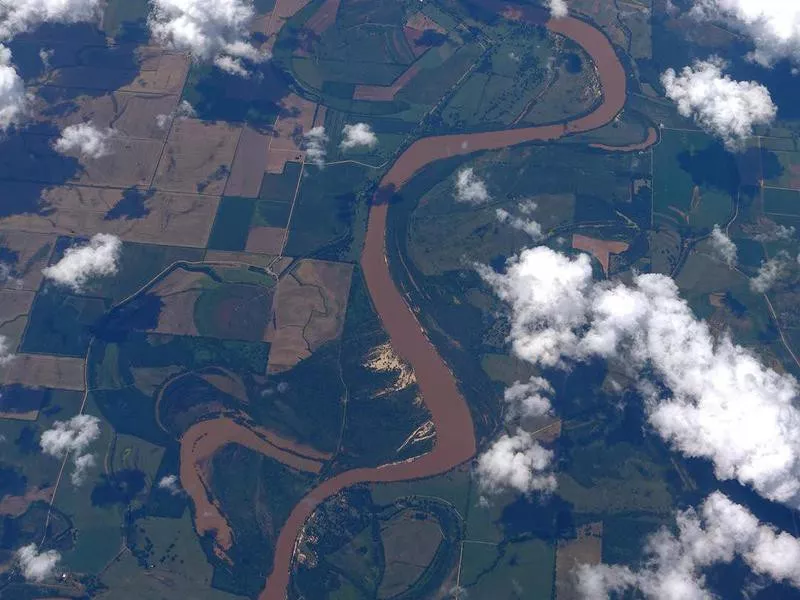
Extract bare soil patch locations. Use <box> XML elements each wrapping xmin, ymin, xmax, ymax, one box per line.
<box><xmin>555</xmin><ymin>522</ymin><xmax>603</xmax><ymax>600</ymax></box>
<box><xmin>0</xmin><ymin>354</ymin><xmax>85</xmax><ymax>391</ymax></box>
<box><xmin>153</xmin><ymin>118</ymin><xmax>241</xmax><ymax>195</ymax></box>
<box><xmin>572</xmin><ymin>234</ymin><xmax>629</xmax><ymax>275</ymax></box>
<box><xmin>148</xmin><ymin>269</ymin><xmax>208</xmax><ymax>336</ymax></box>
<box><xmin>0</xmin><ymin>486</ymin><xmax>55</xmax><ymax>517</ymax></box>
<box><xmin>353</xmin><ymin>66</ymin><xmax>420</xmax><ymax>102</ymax></box>
<box><xmin>120</xmin><ymin>50</ymin><xmax>191</xmax><ymax>95</ymax></box>
<box><xmin>48</xmin><ymin>91</ymin><xmax>180</xmax><ymax>141</ymax></box>
<box><xmin>0</xmin><ymin>186</ymin><xmax>218</xmax><ymax>249</ymax></box>
<box><xmin>0</xmin><ymin>231</ymin><xmax>56</xmax><ymax>292</ymax></box>
<box><xmin>266</xmin><ymin>259</ymin><xmax>353</xmax><ymax>372</ymax></box>
<box><xmin>246</xmin><ymin>226</ymin><xmax>286</xmax><ymax>255</ymax></box>
<box><xmin>225</xmin><ymin>126</ymin><xmax>271</xmax><ymax>198</ymax></box>
<box><xmin>271</xmin><ymin>94</ymin><xmax>318</xmax><ymax>154</ymax></box>
<box><xmin>304</xmin><ymin>0</ymin><xmax>340</xmax><ymax>34</ymax></box>
<box><xmin>256</xmin><ymin>0</ymin><xmax>313</xmax><ymax>54</ymax></box>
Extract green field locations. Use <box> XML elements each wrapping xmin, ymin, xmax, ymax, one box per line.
<box><xmin>653</xmin><ymin>129</ymin><xmax>736</xmax><ymax>231</ymax></box>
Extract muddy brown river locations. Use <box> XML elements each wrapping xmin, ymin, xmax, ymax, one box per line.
<box><xmin>257</xmin><ymin>11</ymin><xmax>638</xmax><ymax>600</ymax></box>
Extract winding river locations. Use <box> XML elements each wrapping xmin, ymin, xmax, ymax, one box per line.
<box><xmin>258</xmin><ymin>11</ymin><xmax>635</xmax><ymax>600</ymax></box>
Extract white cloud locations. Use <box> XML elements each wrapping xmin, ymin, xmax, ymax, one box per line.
<box><xmin>71</xmin><ymin>453</ymin><xmax>95</xmax><ymax>485</ymax></box>
<box><xmin>480</xmin><ymin>246</ymin><xmax>800</xmax><ymax>508</ymax></box>
<box><xmin>40</xmin><ymin>414</ymin><xmax>100</xmax><ymax>486</ymax></box>
<box><xmin>156</xmin><ymin>99</ymin><xmax>196</xmax><ymax>129</ymax></box>
<box><xmin>690</xmin><ymin>1</ymin><xmax>800</xmax><ymax>66</ymax></box>
<box><xmin>42</xmin><ymin>233</ymin><xmax>122</xmax><ymax>292</ymax></box>
<box><xmin>54</xmin><ymin>123</ymin><xmax>115</xmax><ymax>159</ymax></box>
<box><xmin>475</xmin><ymin>429</ymin><xmax>556</xmax><ymax>494</ymax></box>
<box><xmin>148</xmin><ymin>0</ymin><xmax>268</xmax><ymax>77</ymax></box>
<box><xmin>496</xmin><ymin>208</ymin><xmax>544</xmax><ymax>240</ymax></box>
<box><xmin>576</xmin><ymin>491</ymin><xmax>800</xmax><ymax>598</ymax></box>
<box><xmin>709</xmin><ymin>224</ymin><xmax>737</xmax><ymax>266</ymax></box>
<box><xmin>504</xmin><ymin>376</ymin><xmax>553</xmax><ymax>421</ymax></box>
<box><xmin>750</xmin><ymin>251</ymin><xmax>790</xmax><ymax>293</ymax></box>
<box><xmin>752</xmin><ymin>222</ymin><xmax>795</xmax><ymax>242</ymax></box>
<box><xmin>455</xmin><ymin>167</ymin><xmax>490</xmax><ymax>205</ymax></box>
<box><xmin>0</xmin><ymin>334</ymin><xmax>14</xmax><ymax>366</ymax></box>
<box><xmin>661</xmin><ymin>57</ymin><xmax>776</xmax><ymax>149</ymax></box>
<box><xmin>0</xmin><ymin>0</ymin><xmax>102</xmax><ymax>39</ymax></box>
<box><xmin>15</xmin><ymin>544</ymin><xmax>61</xmax><ymax>582</ymax></box>
<box><xmin>340</xmin><ymin>122</ymin><xmax>378</xmax><ymax>150</ymax></box>
<box><xmin>547</xmin><ymin>0</ymin><xmax>569</xmax><ymax>19</ymax></box>
<box><xmin>0</xmin><ymin>45</ymin><xmax>25</xmax><ymax>131</ymax></box>
<box><xmin>303</xmin><ymin>126</ymin><xmax>328</xmax><ymax>168</ymax></box>
<box><xmin>158</xmin><ymin>474</ymin><xmax>183</xmax><ymax>495</ymax></box>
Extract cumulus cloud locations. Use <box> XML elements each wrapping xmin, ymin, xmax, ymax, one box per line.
<box><xmin>340</xmin><ymin>122</ymin><xmax>378</xmax><ymax>150</ymax></box>
<box><xmin>303</xmin><ymin>126</ymin><xmax>328</xmax><ymax>168</ymax></box>
<box><xmin>479</xmin><ymin>246</ymin><xmax>800</xmax><ymax>507</ymax></box>
<box><xmin>547</xmin><ymin>0</ymin><xmax>569</xmax><ymax>19</ymax></box>
<box><xmin>0</xmin><ymin>45</ymin><xmax>25</xmax><ymax>131</ymax></box>
<box><xmin>496</xmin><ymin>208</ymin><xmax>544</xmax><ymax>240</ymax></box>
<box><xmin>156</xmin><ymin>99</ymin><xmax>196</xmax><ymax>129</ymax></box>
<box><xmin>15</xmin><ymin>544</ymin><xmax>61</xmax><ymax>582</ymax></box>
<box><xmin>690</xmin><ymin>1</ymin><xmax>800</xmax><ymax>66</ymax></box>
<box><xmin>576</xmin><ymin>491</ymin><xmax>800</xmax><ymax>598</ymax></box>
<box><xmin>158</xmin><ymin>474</ymin><xmax>183</xmax><ymax>495</ymax></box>
<box><xmin>455</xmin><ymin>168</ymin><xmax>490</xmax><ymax>204</ymax></box>
<box><xmin>709</xmin><ymin>224</ymin><xmax>737</xmax><ymax>266</ymax></box>
<box><xmin>504</xmin><ymin>376</ymin><xmax>553</xmax><ymax>421</ymax></box>
<box><xmin>661</xmin><ymin>57</ymin><xmax>776</xmax><ymax>149</ymax></box>
<box><xmin>148</xmin><ymin>0</ymin><xmax>267</xmax><ymax>77</ymax></box>
<box><xmin>40</xmin><ymin>414</ymin><xmax>101</xmax><ymax>486</ymax></box>
<box><xmin>42</xmin><ymin>233</ymin><xmax>122</xmax><ymax>292</ymax></box>
<box><xmin>752</xmin><ymin>221</ymin><xmax>796</xmax><ymax>242</ymax></box>
<box><xmin>476</xmin><ymin>429</ymin><xmax>556</xmax><ymax>494</ymax></box>
<box><xmin>750</xmin><ymin>251</ymin><xmax>790</xmax><ymax>293</ymax></box>
<box><xmin>0</xmin><ymin>0</ymin><xmax>102</xmax><ymax>39</ymax></box>
<box><xmin>54</xmin><ymin>123</ymin><xmax>115</xmax><ymax>159</ymax></box>
<box><xmin>0</xmin><ymin>334</ymin><xmax>14</xmax><ymax>366</ymax></box>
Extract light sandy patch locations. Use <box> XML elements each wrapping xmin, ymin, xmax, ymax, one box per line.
<box><xmin>153</xmin><ymin>118</ymin><xmax>241</xmax><ymax>195</ymax></box>
<box><xmin>0</xmin><ymin>354</ymin><xmax>85</xmax><ymax>391</ymax></box>
<box><xmin>225</xmin><ymin>126</ymin><xmax>270</xmax><ymax>198</ymax></box>
<box><xmin>365</xmin><ymin>342</ymin><xmax>416</xmax><ymax>397</ymax></box>
<box><xmin>556</xmin><ymin>522</ymin><xmax>603</xmax><ymax>600</ymax></box>
<box><xmin>0</xmin><ymin>486</ymin><xmax>55</xmax><ymax>518</ymax></box>
<box><xmin>245</xmin><ymin>226</ymin><xmax>286</xmax><ymax>255</ymax></box>
<box><xmin>180</xmin><ymin>415</ymin><xmax>324</xmax><ymax>560</ymax></box>
<box><xmin>0</xmin><ymin>186</ymin><xmax>218</xmax><ymax>249</ymax></box>
<box><xmin>571</xmin><ymin>234</ymin><xmax>628</xmax><ymax>275</ymax></box>
<box><xmin>265</xmin><ymin>259</ymin><xmax>353</xmax><ymax>372</ymax></box>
